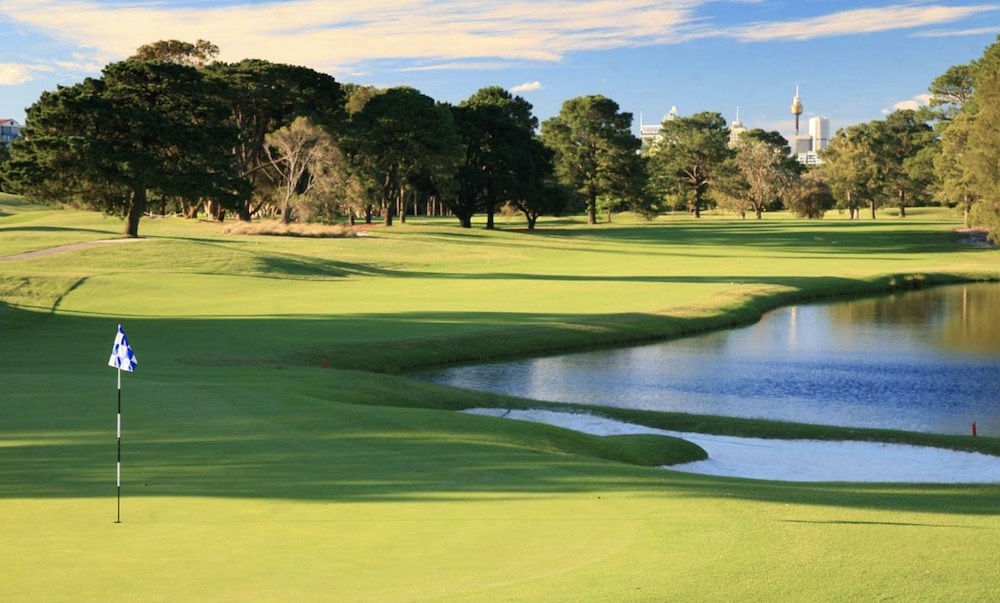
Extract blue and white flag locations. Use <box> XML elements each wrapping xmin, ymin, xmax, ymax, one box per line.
<box><xmin>108</xmin><ymin>324</ymin><xmax>138</xmax><ymax>372</ymax></box>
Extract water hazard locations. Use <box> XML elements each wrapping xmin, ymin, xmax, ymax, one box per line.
<box><xmin>418</xmin><ymin>283</ymin><xmax>1000</xmax><ymax>435</ymax></box>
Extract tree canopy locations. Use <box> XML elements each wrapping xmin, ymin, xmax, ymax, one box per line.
<box><xmin>646</xmin><ymin>111</ymin><xmax>731</xmax><ymax>218</ymax></box>
<box><xmin>4</xmin><ymin>59</ymin><xmax>244</xmax><ymax>236</ymax></box>
<box><xmin>541</xmin><ymin>95</ymin><xmax>644</xmax><ymax>224</ymax></box>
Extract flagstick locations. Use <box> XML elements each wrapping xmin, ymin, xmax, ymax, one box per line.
<box><xmin>116</xmin><ymin>367</ymin><xmax>122</xmax><ymax>524</ymax></box>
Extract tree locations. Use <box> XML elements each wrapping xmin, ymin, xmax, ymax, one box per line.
<box><xmin>726</xmin><ymin>135</ymin><xmax>798</xmax><ymax>219</ymax></box>
<box><xmin>787</xmin><ymin>169</ymin><xmax>835</xmax><ymax>219</ymax></box>
<box><xmin>206</xmin><ymin>59</ymin><xmax>345</xmax><ymax>220</ymax></box>
<box><xmin>344</xmin><ymin>87</ymin><xmax>461</xmax><ymax>226</ymax></box>
<box><xmin>452</xmin><ymin>86</ymin><xmax>543</xmax><ymax>229</ymax></box>
<box><xmin>541</xmin><ymin>95</ymin><xmax>643</xmax><ymax>224</ymax></box>
<box><xmin>869</xmin><ymin>110</ymin><xmax>936</xmax><ymax>217</ymax></box>
<box><xmin>509</xmin><ymin>167</ymin><xmax>575</xmax><ymax>230</ymax></box>
<box><xmin>821</xmin><ymin>123</ymin><xmax>880</xmax><ymax>219</ymax></box>
<box><xmin>263</xmin><ymin>116</ymin><xmax>344</xmax><ymax>224</ymax></box>
<box><xmin>966</xmin><ymin>39</ymin><xmax>1000</xmax><ymax>243</ymax></box>
<box><xmin>935</xmin><ymin>110</ymin><xmax>978</xmax><ymax>226</ymax></box>
<box><xmin>4</xmin><ymin>60</ymin><xmax>244</xmax><ymax>237</ymax></box>
<box><xmin>928</xmin><ymin>62</ymin><xmax>976</xmax><ymax>126</ymax></box>
<box><xmin>646</xmin><ymin>111</ymin><xmax>731</xmax><ymax>218</ymax></box>
<box><xmin>0</xmin><ymin>143</ymin><xmax>9</xmax><ymax>192</ymax></box>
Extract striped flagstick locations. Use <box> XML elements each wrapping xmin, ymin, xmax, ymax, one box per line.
<box><xmin>108</xmin><ymin>324</ymin><xmax>138</xmax><ymax>523</ymax></box>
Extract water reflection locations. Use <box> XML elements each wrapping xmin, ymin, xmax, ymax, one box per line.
<box><xmin>418</xmin><ymin>283</ymin><xmax>1000</xmax><ymax>436</ymax></box>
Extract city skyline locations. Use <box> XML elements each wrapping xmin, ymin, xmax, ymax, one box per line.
<box><xmin>1</xmin><ymin>1</ymin><xmax>999</xmax><ymax>139</ymax></box>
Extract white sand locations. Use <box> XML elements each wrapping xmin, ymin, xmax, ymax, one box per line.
<box><xmin>464</xmin><ymin>408</ymin><xmax>1000</xmax><ymax>483</ymax></box>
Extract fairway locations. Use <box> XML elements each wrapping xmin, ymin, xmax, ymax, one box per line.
<box><xmin>3</xmin><ymin>202</ymin><xmax>1000</xmax><ymax>601</ymax></box>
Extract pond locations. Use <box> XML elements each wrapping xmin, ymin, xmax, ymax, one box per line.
<box><xmin>417</xmin><ymin>283</ymin><xmax>1000</xmax><ymax>436</ymax></box>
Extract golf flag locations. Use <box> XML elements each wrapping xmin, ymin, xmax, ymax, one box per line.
<box><xmin>108</xmin><ymin>324</ymin><xmax>138</xmax><ymax>372</ymax></box>
<box><xmin>109</xmin><ymin>324</ymin><xmax>137</xmax><ymax>523</ymax></box>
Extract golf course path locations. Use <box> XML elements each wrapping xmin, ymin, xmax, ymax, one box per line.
<box><xmin>465</xmin><ymin>408</ymin><xmax>1000</xmax><ymax>484</ymax></box>
<box><xmin>0</xmin><ymin>238</ymin><xmax>147</xmax><ymax>262</ymax></box>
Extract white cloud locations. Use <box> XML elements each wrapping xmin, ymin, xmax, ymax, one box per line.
<box><xmin>0</xmin><ymin>0</ymin><xmax>995</xmax><ymax>82</ymax></box>
<box><xmin>917</xmin><ymin>25</ymin><xmax>1000</xmax><ymax>38</ymax></box>
<box><xmin>0</xmin><ymin>0</ymin><xmax>697</xmax><ymax>73</ymax></box>
<box><xmin>0</xmin><ymin>63</ymin><xmax>33</xmax><ymax>85</ymax></box>
<box><xmin>510</xmin><ymin>80</ymin><xmax>543</xmax><ymax>93</ymax></box>
<box><xmin>726</xmin><ymin>5</ymin><xmax>1000</xmax><ymax>42</ymax></box>
<box><xmin>884</xmin><ymin>93</ymin><xmax>933</xmax><ymax>114</ymax></box>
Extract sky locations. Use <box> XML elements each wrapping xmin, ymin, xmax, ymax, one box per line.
<box><xmin>1</xmin><ymin>1</ymin><xmax>999</xmax><ymax>140</ymax></box>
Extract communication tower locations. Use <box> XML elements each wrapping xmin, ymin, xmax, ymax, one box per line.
<box><xmin>790</xmin><ymin>85</ymin><xmax>804</xmax><ymax>135</ymax></box>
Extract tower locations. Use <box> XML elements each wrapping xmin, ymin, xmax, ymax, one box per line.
<box><xmin>790</xmin><ymin>85</ymin><xmax>804</xmax><ymax>135</ymax></box>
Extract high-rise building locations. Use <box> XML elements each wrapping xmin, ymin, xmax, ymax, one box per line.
<box><xmin>639</xmin><ymin>106</ymin><xmax>678</xmax><ymax>150</ymax></box>
<box><xmin>728</xmin><ymin>107</ymin><xmax>746</xmax><ymax>148</ymax></box>
<box><xmin>808</xmin><ymin>116</ymin><xmax>830</xmax><ymax>152</ymax></box>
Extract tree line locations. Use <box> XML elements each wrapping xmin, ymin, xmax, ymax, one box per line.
<box><xmin>2</xmin><ymin>38</ymin><xmax>1000</xmax><ymax>242</ymax></box>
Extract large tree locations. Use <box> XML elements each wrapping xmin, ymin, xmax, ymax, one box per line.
<box><xmin>452</xmin><ymin>86</ymin><xmax>543</xmax><ymax>229</ymax></box>
<box><xmin>541</xmin><ymin>95</ymin><xmax>643</xmax><ymax>225</ymax></box>
<box><xmin>646</xmin><ymin>111</ymin><xmax>731</xmax><ymax>218</ymax></box>
<box><xmin>206</xmin><ymin>59</ymin><xmax>345</xmax><ymax>220</ymax></box>
<box><xmin>821</xmin><ymin>123</ymin><xmax>880</xmax><ymax>219</ymax></box>
<box><xmin>966</xmin><ymin>38</ymin><xmax>1000</xmax><ymax>242</ymax></box>
<box><xmin>869</xmin><ymin>110</ymin><xmax>936</xmax><ymax>217</ymax></box>
<box><xmin>263</xmin><ymin>116</ymin><xmax>344</xmax><ymax>224</ymax></box>
<box><xmin>344</xmin><ymin>87</ymin><xmax>461</xmax><ymax>226</ymax></box>
<box><xmin>935</xmin><ymin>110</ymin><xmax>979</xmax><ymax>226</ymax></box>
<box><xmin>4</xmin><ymin>59</ymin><xmax>244</xmax><ymax>236</ymax></box>
<box><xmin>726</xmin><ymin>136</ymin><xmax>797</xmax><ymax>219</ymax></box>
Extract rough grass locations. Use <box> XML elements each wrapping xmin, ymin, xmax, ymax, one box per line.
<box><xmin>221</xmin><ymin>219</ymin><xmax>358</xmax><ymax>238</ymax></box>
<box><xmin>2</xmin><ymin>202</ymin><xmax>1000</xmax><ymax>602</ymax></box>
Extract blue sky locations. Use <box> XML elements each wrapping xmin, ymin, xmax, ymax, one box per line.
<box><xmin>1</xmin><ymin>1</ymin><xmax>998</xmax><ymax>139</ymax></box>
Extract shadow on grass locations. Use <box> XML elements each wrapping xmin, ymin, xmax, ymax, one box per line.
<box><xmin>4</xmin><ymin>417</ymin><xmax>999</xmax><ymax>517</ymax></box>
<box><xmin>531</xmin><ymin>221</ymin><xmax>973</xmax><ymax>255</ymax></box>
<box><xmin>3</xmin><ymin>285</ymin><xmax>1000</xmax><ymax>516</ymax></box>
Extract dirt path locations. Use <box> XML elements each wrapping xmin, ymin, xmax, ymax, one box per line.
<box><xmin>0</xmin><ymin>238</ymin><xmax>147</xmax><ymax>262</ymax></box>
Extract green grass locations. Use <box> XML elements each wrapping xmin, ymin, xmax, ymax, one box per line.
<box><xmin>2</xmin><ymin>201</ymin><xmax>1000</xmax><ymax>601</ymax></box>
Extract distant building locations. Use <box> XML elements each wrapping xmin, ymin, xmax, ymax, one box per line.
<box><xmin>809</xmin><ymin>116</ymin><xmax>830</xmax><ymax>152</ymax></box>
<box><xmin>790</xmin><ymin>134</ymin><xmax>812</xmax><ymax>155</ymax></box>
<box><xmin>796</xmin><ymin>151</ymin><xmax>823</xmax><ymax>166</ymax></box>
<box><xmin>1</xmin><ymin>119</ymin><xmax>22</xmax><ymax>145</ymax></box>
<box><xmin>639</xmin><ymin>106</ymin><xmax>678</xmax><ymax>150</ymax></box>
<box><xmin>728</xmin><ymin>107</ymin><xmax>746</xmax><ymax>148</ymax></box>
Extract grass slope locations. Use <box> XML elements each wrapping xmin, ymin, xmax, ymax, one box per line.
<box><xmin>2</xmin><ymin>203</ymin><xmax>1000</xmax><ymax>601</ymax></box>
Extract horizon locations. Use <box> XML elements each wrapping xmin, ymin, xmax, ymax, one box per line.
<box><xmin>1</xmin><ymin>1</ymin><xmax>999</xmax><ymax>138</ymax></box>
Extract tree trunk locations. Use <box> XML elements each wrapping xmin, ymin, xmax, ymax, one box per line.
<box><xmin>124</xmin><ymin>187</ymin><xmax>146</xmax><ymax>238</ymax></box>
<box><xmin>383</xmin><ymin>199</ymin><xmax>393</xmax><ymax>227</ymax></box>
<box><xmin>526</xmin><ymin>214</ymin><xmax>537</xmax><ymax>230</ymax></box>
<box><xmin>870</xmin><ymin>201</ymin><xmax>877</xmax><ymax>220</ymax></box>
<box><xmin>184</xmin><ymin>199</ymin><xmax>202</xmax><ymax>219</ymax></box>
<box><xmin>587</xmin><ymin>194</ymin><xmax>597</xmax><ymax>225</ymax></box>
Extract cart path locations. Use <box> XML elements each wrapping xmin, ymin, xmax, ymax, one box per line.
<box><xmin>0</xmin><ymin>238</ymin><xmax>147</xmax><ymax>262</ymax></box>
